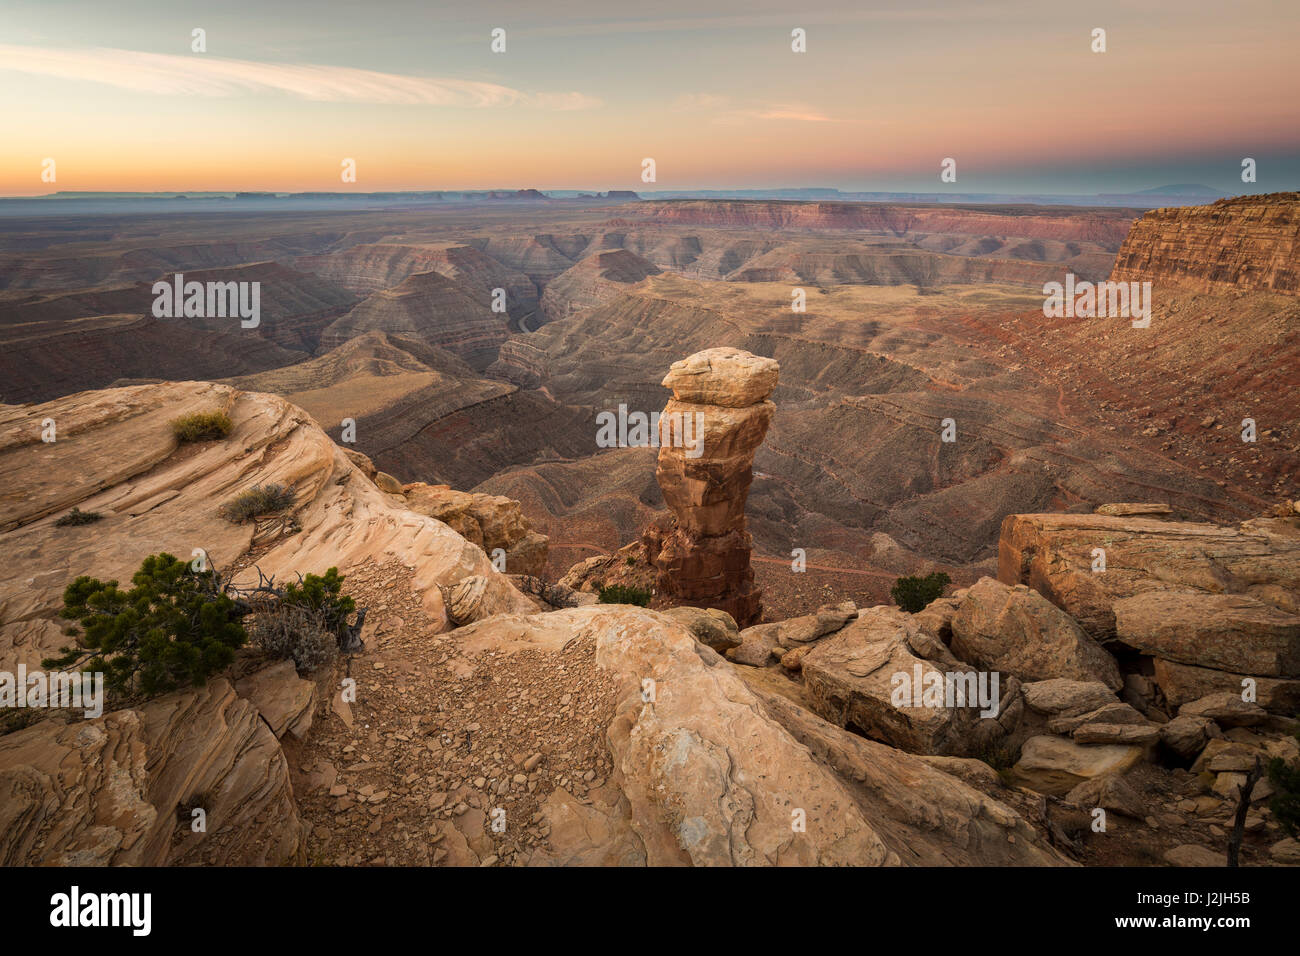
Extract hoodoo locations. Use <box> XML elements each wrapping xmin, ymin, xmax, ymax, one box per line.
<box><xmin>642</xmin><ymin>347</ymin><xmax>779</xmax><ymax>627</ymax></box>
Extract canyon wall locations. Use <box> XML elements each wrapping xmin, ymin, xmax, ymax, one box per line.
<box><xmin>1110</xmin><ymin>192</ymin><xmax>1299</xmax><ymax>294</ymax></box>
<box><xmin>630</xmin><ymin>200</ymin><xmax>1137</xmax><ymax>246</ymax></box>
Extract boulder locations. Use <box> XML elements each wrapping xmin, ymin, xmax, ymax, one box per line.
<box><xmin>661</xmin><ymin>606</ymin><xmax>741</xmax><ymax>653</ymax></box>
<box><xmin>1010</xmin><ymin>735</ymin><xmax>1143</xmax><ymax>796</ymax></box>
<box><xmin>233</xmin><ymin>659</ymin><xmax>315</xmax><ymax>740</ymax></box>
<box><xmin>1164</xmin><ymin>844</ymin><xmax>1223</xmax><ymax>867</ymax></box>
<box><xmin>374</xmin><ymin>471</ymin><xmax>404</xmax><ymax>494</ymax></box>
<box><xmin>1271</xmin><ymin>838</ymin><xmax>1300</xmax><ymax>865</ymax></box>
<box><xmin>905</xmin><ymin>628</ymin><xmax>963</xmax><ymax>668</ymax></box>
<box><xmin>1114</xmin><ymin>590</ymin><xmax>1300</xmax><ymax>677</ymax></box>
<box><xmin>1072</xmin><ymin>723</ymin><xmax>1160</xmax><ymax>746</ymax></box>
<box><xmin>731</xmin><ymin>601</ymin><xmax>857</xmax><ymax>659</ymax></box>
<box><xmin>341</xmin><ymin>447</ymin><xmax>378</xmax><ymax>480</ymax></box>
<box><xmin>1021</xmin><ymin>679</ymin><xmax>1120</xmax><ymax>717</ymax></box>
<box><xmin>507</xmin><ymin>574</ymin><xmax>597</xmax><ymax>610</ymax></box>
<box><xmin>1151</xmin><ymin>657</ymin><xmax>1300</xmax><ymax>714</ymax></box>
<box><xmin>401</xmin><ymin>482</ymin><xmax>549</xmax><ymax>577</ymax></box>
<box><xmin>1211</xmin><ymin>772</ymin><xmax>1272</xmax><ymax>802</ymax></box>
<box><xmin>795</xmin><ymin>601</ymin><xmax>859</xmax><ymax>642</ymax></box>
<box><xmin>444</xmin><ymin>574</ymin><xmax>493</xmax><ymax>626</ymax></box>
<box><xmin>913</xmin><ymin>595</ymin><xmax>960</xmax><ymax>644</ymax></box>
<box><xmin>1191</xmin><ymin>739</ymin><xmax>1268</xmax><ymax>775</ymax></box>
<box><xmin>1047</xmin><ymin>701</ymin><xmax>1149</xmax><ymax>735</ymax></box>
<box><xmin>659</xmin><ymin>346</ymin><xmax>780</xmax><ymax>407</ymax></box>
<box><xmin>1047</xmin><ymin>701</ymin><xmax>1160</xmax><ymax>745</ymax></box>
<box><xmin>780</xmin><ymin>645</ymin><xmax>814</xmax><ymax>672</ymax></box>
<box><xmin>802</xmin><ymin>607</ymin><xmax>994</xmax><ymax>755</ymax></box>
<box><xmin>1065</xmin><ymin>773</ymin><xmax>1146</xmax><ymax>818</ymax></box>
<box><xmin>1159</xmin><ymin>715</ymin><xmax>1214</xmax><ymax>760</ymax></box>
<box><xmin>726</xmin><ymin>624</ymin><xmax>782</xmax><ymax>666</ymax></box>
<box><xmin>1179</xmin><ymin>692</ymin><xmax>1269</xmax><ymax>727</ymax></box>
<box><xmin>951</xmin><ymin>578</ymin><xmax>1121</xmax><ymax>690</ymax></box>
<box><xmin>998</xmin><ymin>511</ymin><xmax>1300</xmax><ymax>641</ymax></box>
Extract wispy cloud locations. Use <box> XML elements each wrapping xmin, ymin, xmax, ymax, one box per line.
<box><xmin>671</xmin><ymin>93</ymin><xmax>731</xmax><ymax>110</ymax></box>
<box><xmin>671</xmin><ymin>93</ymin><xmax>834</xmax><ymax>123</ymax></box>
<box><xmin>743</xmin><ymin>107</ymin><xmax>833</xmax><ymax>122</ymax></box>
<box><xmin>0</xmin><ymin>44</ymin><xmax>601</xmax><ymax>109</ymax></box>
<box><xmin>528</xmin><ymin>91</ymin><xmax>605</xmax><ymax>111</ymax></box>
<box><xmin>511</xmin><ymin>7</ymin><xmax>1020</xmax><ymax>38</ymax></box>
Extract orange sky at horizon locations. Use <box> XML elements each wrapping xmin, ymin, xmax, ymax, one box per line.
<box><xmin>2</xmin><ymin>0</ymin><xmax>1297</xmax><ymax>196</ymax></box>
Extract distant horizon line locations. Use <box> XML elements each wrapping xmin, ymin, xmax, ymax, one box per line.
<box><xmin>1</xmin><ymin>183</ymin><xmax>1277</xmax><ymax>202</ymax></box>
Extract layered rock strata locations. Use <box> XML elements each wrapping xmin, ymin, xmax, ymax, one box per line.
<box><xmin>998</xmin><ymin>509</ymin><xmax>1300</xmax><ymax>713</ymax></box>
<box><xmin>1110</xmin><ymin>193</ymin><xmax>1299</xmax><ymax>295</ymax></box>
<box><xmin>642</xmin><ymin>348</ymin><xmax>778</xmax><ymax>627</ymax></box>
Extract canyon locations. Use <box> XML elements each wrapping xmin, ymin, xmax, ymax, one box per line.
<box><xmin>0</xmin><ymin>192</ymin><xmax>1296</xmax><ymax>868</ymax></box>
<box><xmin>3</xmin><ymin>195</ymin><xmax>1295</xmax><ymax>612</ymax></box>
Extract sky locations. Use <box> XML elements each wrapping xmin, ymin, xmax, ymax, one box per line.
<box><xmin>1</xmin><ymin>0</ymin><xmax>1297</xmax><ymax>196</ymax></box>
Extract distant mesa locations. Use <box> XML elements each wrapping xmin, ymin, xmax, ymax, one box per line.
<box><xmin>485</xmin><ymin>189</ymin><xmax>549</xmax><ymax>200</ymax></box>
<box><xmin>575</xmin><ymin>190</ymin><xmax>641</xmax><ymax>200</ymax></box>
<box><xmin>1134</xmin><ymin>184</ymin><xmax>1225</xmax><ymax>197</ymax></box>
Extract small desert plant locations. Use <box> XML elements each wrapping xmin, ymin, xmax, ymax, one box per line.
<box><xmin>55</xmin><ymin>507</ymin><xmax>103</xmax><ymax>527</ymax></box>
<box><xmin>45</xmin><ymin>552</ymin><xmax>247</xmax><ymax>698</ymax></box>
<box><xmin>974</xmin><ymin>742</ymin><xmax>1018</xmax><ymax>786</ymax></box>
<box><xmin>171</xmin><ymin>410</ymin><xmax>232</xmax><ymax>443</ymax></box>
<box><xmin>45</xmin><ymin>553</ymin><xmax>361</xmax><ymax>699</ymax></box>
<box><xmin>249</xmin><ymin>568</ymin><xmax>355</xmax><ymax>673</ymax></box>
<box><xmin>598</xmin><ymin>584</ymin><xmax>652</xmax><ymax>607</ymax></box>
<box><xmin>1267</xmin><ymin>731</ymin><xmax>1300</xmax><ymax>839</ymax></box>
<box><xmin>891</xmin><ymin>571</ymin><xmax>952</xmax><ymax>613</ymax></box>
<box><xmin>252</xmin><ymin>605</ymin><xmax>340</xmax><ymax>674</ymax></box>
<box><xmin>625</xmin><ymin>556</ymin><xmax>637</xmax><ymax>566</ymax></box>
<box><xmin>220</xmin><ymin>483</ymin><xmax>295</xmax><ymax>523</ymax></box>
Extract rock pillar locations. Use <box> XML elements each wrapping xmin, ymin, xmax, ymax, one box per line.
<box><xmin>642</xmin><ymin>347</ymin><xmax>778</xmax><ymax>627</ymax></box>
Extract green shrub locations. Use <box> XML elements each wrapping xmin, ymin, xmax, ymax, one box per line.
<box><xmin>891</xmin><ymin>571</ymin><xmax>952</xmax><ymax>613</ymax></box>
<box><xmin>55</xmin><ymin>507</ymin><xmax>103</xmax><ymax>527</ymax></box>
<box><xmin>45</xmin><ymin>552</ymin><xmax>247</xmax><ymax>698</ymax></box>
<box><xmin>250</xmin><ymin>568</ymin><xmax>355</xmax><ymax>674</ymax></box>
<box><xmin>252</xmin><ymin>606</ymin><xmax>339</xmax><ymax>674</ymax></box>
<box><xmin>220</xmin><ymin>483</ymin><xmax>295</xmax><ymax>523</ymax></box>
<box><xmin>44</xmin><ymin>554</ymin><xmax>361</xmax><ymax>698</ymax></box>
<box><xmin>1268</xmin><ymin>732</ymin><xmax>1300</xmax><ymax>839</ymax></box>
<box><xmin>171</xmin><ymin>410</ymin><xmax>232</xmax><ymax>443</ymax></box>
<box><xmin>282</xmin><ymin>568</ymin><xmax>356</xmax><ymax>642</ymax></box>
<box><xmin>975</xmin><ymin>742</ymin><xmax>1017</xmax><ymax>786</ymax></box>
<box><xmin>598</xmin><ymin>584</ymin><xmax>652</xmax><ymax>607</ymax></box>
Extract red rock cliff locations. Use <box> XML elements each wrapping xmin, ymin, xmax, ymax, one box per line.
<box><xmin>1109</xmin><ymin>192</ymin><xmax>1299</xmax><ymax>294</ymax></box>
